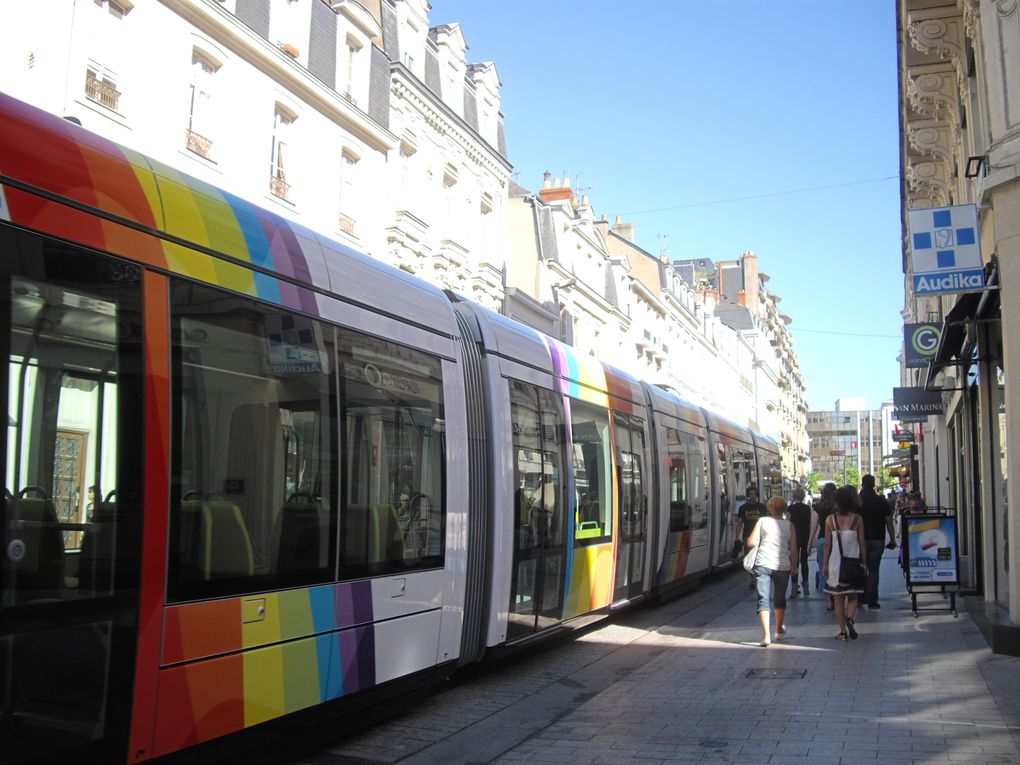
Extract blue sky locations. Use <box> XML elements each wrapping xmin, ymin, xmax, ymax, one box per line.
<box><xmin>433</xmin><ymin>0</ymin><xmax>904</xmax><ymax>411</ymax></box>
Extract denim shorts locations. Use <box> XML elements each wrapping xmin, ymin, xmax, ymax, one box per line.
<box><xmin>753</xmin><ymin>565</ymin><xmax>790</xmax><ymax>612</ymax></box>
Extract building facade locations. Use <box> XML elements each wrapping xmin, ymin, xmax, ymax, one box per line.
<box><xmin>0</xmin><ymin>0</ymin><xmax>511</xmax><ymax>308</ymax></box>
<box><xmin>897</xmin><ymin>0</ymin><xmax>1019</xmax><ymax>643</ymax></box>
<box><xmin>807</xmin><ymin>398</ymin><xmax>890</xmax><ymax>486</ymax></box>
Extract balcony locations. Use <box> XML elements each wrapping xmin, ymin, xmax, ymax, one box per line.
<box><xmin>185</xmin><ymin>129</ymin><xmax>212</xmax><ymax>159</ymax></box>
<box><xmin>85</xmin><ymin>72</ymin><xmax>120</xmax><ymax>111</ymax></box>
<box><xmin>269</xmin><ymin>173</ymin><xmax>291</xmax><ymax>201</ymax></box>
<box><xmin>338</xmin><ymin>212</ymin><xmax>356</xmax><ymax>236</ymax></box>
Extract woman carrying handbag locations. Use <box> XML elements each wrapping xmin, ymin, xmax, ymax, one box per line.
<box><xmin>745</xmin><ymin>496</ymin><xmax>799</xmax><ymax>647</ymax></box>
<box><xmin>823</xmin><ymin>486</ymin><xmax>867</xmax><ymax>640</ymax></box>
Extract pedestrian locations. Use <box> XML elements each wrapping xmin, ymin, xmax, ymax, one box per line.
<box><xmin>786</xmin><ymin>486</ymin><xmax>813</xmax><ymax>597</ymax></box>
<box><xmin>823</xmin><ymin>486</ymin><xmax>866</xmax><ymax>640</ymax></box>
<box><xmin>746</xmin><ymin>495</ymin><xmax>799</xmax><ymax>647</ymax></box>
<box><xmin>732</xmin><ymin>485</ymin><xmax>767</xmax><ymax>589</ymax></box>
<box><xmin>733</xmin><ymin>485</ymin><xmax>766</xmax><ymax>555</ymax></box>
<box><xmin>813</xmin><ymin>482</ymin><xmax>837</xmax><ymax>608</ymax></box>
<box><xmin>858</xmin><ymin>474</ymin><xmax>897</xmax><ymax>609</ymax></box>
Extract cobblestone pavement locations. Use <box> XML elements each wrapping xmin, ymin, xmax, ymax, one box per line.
<box><xmin>286</xmin><ymin>551</ymin><xmax>1020</xmax><ymax>765</ymax></box>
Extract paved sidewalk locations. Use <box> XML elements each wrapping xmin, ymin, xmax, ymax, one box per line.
<box><xmin>288</xmin><ymin>551</ymin><xmax>1020</xmax><ymax>765</ymax></box>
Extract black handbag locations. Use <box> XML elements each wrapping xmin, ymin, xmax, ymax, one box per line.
<box><xmin>835</xmin><ymin>516</ymin><xmax>867</xmax><ymax>589</ymax></box>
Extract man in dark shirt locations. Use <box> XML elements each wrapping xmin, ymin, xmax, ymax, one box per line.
<box><xmin>733</xmin><ymin>486</ymin><xmax>766</xmax><ymax>552</ymax></box>
<box><xmin>858</xmin><ymin>474</ymin><xmax>897</xmax><ymax>608</ymax></box>
<box><xmin>786</xmin><ymin>487</ymin><xmax>813</xmax><ymax>597</ymax></box>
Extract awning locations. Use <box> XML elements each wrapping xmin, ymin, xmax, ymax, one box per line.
<box><xmin>924</xmin><ymin>259</ymin><xmax>1000</xmax><ymax>390</ymax></box>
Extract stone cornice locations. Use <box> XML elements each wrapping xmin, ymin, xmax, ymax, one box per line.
<box><xmin>906</xmin><ymin>161</ymin><xmax>951</xmax><ymax>206</ymax></box>
<box><xmin>907</xmin><ymin>6</ymin><xmax>969</xmax><ymax>86</ymax></box>
<box><xmin>391</xmin><ymin>67</ymin><xmax>513</xmax><ymax>181</ymax></box>
<box><xmin>906</xmin><ymin>64</ymin><xmax>960</xmax><ymax>122</ymax></box>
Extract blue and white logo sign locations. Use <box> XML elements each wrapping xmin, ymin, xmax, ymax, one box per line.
<box><xmin>908</xmin><ymin>204</ymin><xmax>984</xmax><ymax>295</ymax></box>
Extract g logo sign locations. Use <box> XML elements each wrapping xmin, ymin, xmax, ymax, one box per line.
<box><xmin>911</xmin><ymin>325</ymin><xmax>941</xmax><ymax>356</ymax></box>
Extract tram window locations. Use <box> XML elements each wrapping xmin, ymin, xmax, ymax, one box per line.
<box><xmin>685</xmin><ymin>432</ymin><xmax>710</xmax><ymax>530</ymax></box>
<box><xmin>716</xmin><ymin>442</ymin><xmax>730</xmax><ymax>517</ymax></box>
<box><xmin>730</xmin><ymin>446</ymin><xmax>756</xmax><ymax>500</ymax></box>
<box><xmin>570</xmin><ymin>400</ymin><xmax>611</xmax><ymax>544</ymax></box>
<box><xmin>761</xmin><ymin>453</ymin><xmax>782</xmax><ymax>497</ymax></box>
<box><xmin>339</xmin><ymin>333</ymin><xmax>445</xmax><ymax>577</ymax></box>
<box><xmin>510</xmin><ymin>381</ymin><xmax>566</xmax><ymax>552</ymax></box>
<box><xmin>614</xmin><ymin>415</ymin><xmax>645</xmax><ymax>542</ymax></box>
<box><xmin>3</xmin><ymin>275</ymin><xmax>134</xmax><ymax>604</ymax></box>
<box><xmin>666</xmin><ymin>428</ymin><xmax>690</xmax><ymax>532</ymax></box>
<box><xmin>168</xmin><ymin>284</ymin><xmax>337</xmax><ymax>602</ymax></box>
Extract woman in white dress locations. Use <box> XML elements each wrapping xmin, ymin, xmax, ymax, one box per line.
<box><xmin>823</xmin><ymin>486</ymin><xmax>866</xmax><ymax>640</ymax></box>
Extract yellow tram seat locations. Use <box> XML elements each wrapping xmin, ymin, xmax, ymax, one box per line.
<box><xmin>6</xmin><ymin>495</ymin><xmax>65</xmax><ymax>600</ymax></box>
<box><xmin>179</xmin><ymin>499</ymin><xmax>254</xmax><ymax>581</ymax></box>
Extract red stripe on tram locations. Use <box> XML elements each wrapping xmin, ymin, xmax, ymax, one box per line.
<box><xmin>127</xmin><ymin>271</ymin><xmax>171</xmax><ymax>763</ymax></box>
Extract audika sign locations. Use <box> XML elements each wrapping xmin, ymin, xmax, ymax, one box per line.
<box><xmin>905</xmin><ymin>515</ymin><xmax>959</xmax><ymax>586</ymax></box>
<box><xmin>908</xmin><ymin>204</ymin><xmax>984</xmax><ymax>295</ymax></box>
<box><xmin>903</xmin><ymin>323</ymin><xmax>941</xmax><ymax>369</ymax></box>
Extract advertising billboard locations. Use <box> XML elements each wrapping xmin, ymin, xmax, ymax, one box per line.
<box><xmin>905</xmin><ymin>515</ymin><xmax>959</xmax><ymax>586</ymax></box>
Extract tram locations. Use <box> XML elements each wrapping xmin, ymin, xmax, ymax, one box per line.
<box><xmin>0</xmin><ymin>92</ymin><xmax>782</xmax><ymax>764</ymax></box>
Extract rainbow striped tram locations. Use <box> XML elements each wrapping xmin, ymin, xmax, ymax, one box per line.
<box><xmin>0</xmin><ymin>92</ymin><xmax>782</xmax><ymax>764</ymax></box>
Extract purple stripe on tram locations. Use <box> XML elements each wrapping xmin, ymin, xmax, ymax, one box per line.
<box><xmin>335</xmin><ymin>580</ymin><xmax>374</xmax><ymax>629</ymax></box>
<box><xmin>339</xmin><ymin>625</ymin><xmax>376</xmax><ymax>694</ymax></box>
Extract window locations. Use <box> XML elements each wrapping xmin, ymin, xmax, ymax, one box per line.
<box><xmin>339</xmin><ymin>334</ymin><xmax>445</xmax><ymax>576</ymax></box>
<box><xmin>615</xmin><ymin>416</ymin><xmax>645</xmax><ymax>542</ymax></box>
<box><xmin>84</xmin><ymin>65</ymin><xmax>121</xmax><ymax>112</ymax></box>
<box><xmin>167</xmin><ymin>283</ymin><xmax>446</xmax><ymax>602</ymax></box>
<box><xmin>570</xmin><ymin>401</ymin><xmax>612</xmax><ymax>544</ymax></box>
<box><xmin>269</xmin><ymin>105</ymin><xmax>294</xmax><ymax>200</ymax></box>
<box><xmin>338</xmin><ymin>149</ymin><xmax>359</xmax><ymax>235</ymax></box>
<box><xmin>666</xmin><ymin>428</ymin><xmax>709</xmax><ymax>532</ymax></box>
<box><xmin>186</xmin><ymin>50</ymin><xmax>219</xmax><ymax>158</ymax></box>
<box><xmin>168</xmin><ymin>285</ymin><xmax>337</xmax><ymax>601</ymax></box>
<box><xmin>342</xmin><ymin>34</ymin><xmax>363</xmax><ymax>105</ymax></box>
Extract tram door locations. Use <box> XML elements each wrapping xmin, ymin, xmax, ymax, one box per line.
<box><xmin>507</xmin><ymin>381</ymin><xmax>568</xmax><ymax>640</ymax></box>
<box><xmin>612</xmin><ymin>414</ymin><xmax>646</xmax><ymax>602</ymax></box>
<box><xmin>0</xmin><ymin>229</ymin><xmax>144</xmax><ymax>764</ymax></box>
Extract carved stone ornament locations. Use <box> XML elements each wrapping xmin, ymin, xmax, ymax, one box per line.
<box><xmin>997</xmin><ymin>0</ymin><xmax>1018</xmax><ymax>19</ymax></box>
<box><xmin>906</xmin><ymin>69</ymin><xmax>960</xmax><ymax>122</ymax></box>
<box><xmin>906</xmin><ymin>162</ymin><xmax>951</xmax><ymax>206</ymax></box>
<box><xmin>908</xmin><ymin>122</ymin><xmax>959</xmax><ymax>164</ymax></box>
<box><xmin>909</xmin><ymin>12</ymin><xmax>965</xmax><ymax>74</ymax></box>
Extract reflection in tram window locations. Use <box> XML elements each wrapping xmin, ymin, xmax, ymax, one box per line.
<box><xmin>0</xmin><ymin>237</ymin><xmax>145</xmax><ymax>764</ymax></box>
<box><xmin>666</xmin><ymin>428</ymin><xmax>710</xmax><ymax>533</ymax></box>
<box><xmin>339</xmin><ymin>333</ymin><xmax>445</xmax><ymax>576</ymax></box>
<box><xmin>730</xmin><ymin>446</ymin><xmax>757</xmax><ymax>501</ymax></box>
<box><xmin>168</xmin><ymin>284</ymin><xmax>337</xmax><ymax>601</ymax></box>
<box><xmin>508</xmin><ymin>381</ymin><xmax>567</xmax><ymax>639</ymax></box>
<box><xmin>666</xmin><ymin>428</ymin><xmax>690</xmax><ymax>532</ymax></box>
<box><xmin>761</xmin><ymin>453</ymin><xmax>782</xmax><ymax>498</ymax></box>
<box><xmin>570</xmin><ymin>400</ymin><xmax>612</xmax><ymax>544</ymax></box>
<box><xmin>4</xmin><ymin>277</ymin><xmax>126</xmax><ymax>604</ymax></box>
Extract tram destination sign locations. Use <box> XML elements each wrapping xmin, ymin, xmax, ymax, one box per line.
<box><xmin>893</xmin><ymin>387</ymin><xmax>943</xmax><ymax>423</ymax></box>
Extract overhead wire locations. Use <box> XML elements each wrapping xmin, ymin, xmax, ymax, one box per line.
<box><xmin>618</xmin><ymin>174</ymin><xmax>899</xmax><ymax>216</ymax></box>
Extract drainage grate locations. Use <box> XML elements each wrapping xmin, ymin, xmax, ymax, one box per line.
<box><xmin>745</xmin><ymin>668</ymin><xmax>807</xmax><ymax>679</ymax></box>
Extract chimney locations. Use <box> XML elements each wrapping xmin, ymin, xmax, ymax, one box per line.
<box><xmin>539</xmin><ymin>174</ymin><xmax>573</xmax><ymax>203</ymax></box>
<box><xmin>611</xmin><ymin>215</ymin><xmax>634</xmax><ymax>242</ymax></box>
<box><xmin>737</xmin><ymin>289</ymin><xmax>746</xmax><ymax>307</ymax></box>
<box><xmin>741</xmin><ymin>250</ymin><xmax>759</xmax><ymax>317</ymax></box>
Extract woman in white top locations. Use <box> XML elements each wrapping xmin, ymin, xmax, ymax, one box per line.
<box><xmin>823</xmin><ymin>486</ymin><xmax>866</xmax><ymax>641</ymax></box>
<box><xmin>746</xmin><ymin>496</ymin><xmax>799</xmax><ymax>647</ymax></box>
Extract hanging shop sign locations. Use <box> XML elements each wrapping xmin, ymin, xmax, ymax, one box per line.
<box><xmin>893</xmin><ymin>387</ymin><xmax>942</xmax><ymax>423</ymax></box>
<box><xmin>908</xmin><ymin>204</ymin><xmax>984</xmax><ymax>295</ymax></box>
<box><xmin>904</xmin><ymin>514</ymin><xmax>959</xmax><ymax>586</ymax></box>
<box><xmin>903</xmin><ymin>323</ymin><xmax>941</xmax><ymax>368</ymax></box>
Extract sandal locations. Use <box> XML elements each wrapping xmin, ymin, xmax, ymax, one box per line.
<box><xmin>847</xmin><ymin>618</ymin><xmax>858</xmax><ymax>640</ymax></box>
<box><xmin>835</xmin><ymin>632</ymin><xmax>847</xmax><ymax>641</ymax></box>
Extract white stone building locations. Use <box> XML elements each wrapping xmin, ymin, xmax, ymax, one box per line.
<box><xmin>0</xmin><ymin>0</ymin><xmax>510</xmax><ymax>308</ymax></box>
